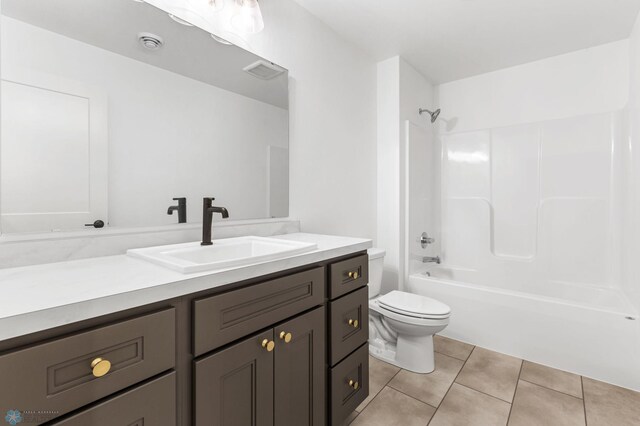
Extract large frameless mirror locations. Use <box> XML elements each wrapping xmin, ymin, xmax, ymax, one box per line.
<box><xmin>0</xmin><ymin>0</ymin><xmax>289</xmax><ymax>234</ymax></box>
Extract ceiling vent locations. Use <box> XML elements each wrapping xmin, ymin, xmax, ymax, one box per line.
<box><xmin>243</xmin><ymin>60</ymin><xmax>285</xmax><ymax>80</ymax></box>
<box><xmin>138</xmin><ymin>32</ymin><xmax>164</xmax><ymax>51</ymax></box>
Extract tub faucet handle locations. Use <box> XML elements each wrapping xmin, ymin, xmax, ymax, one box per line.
<box><xmin>419</xmin><ymin>232</ymin><xmax>435</xmax><ymax>248</ymax></box>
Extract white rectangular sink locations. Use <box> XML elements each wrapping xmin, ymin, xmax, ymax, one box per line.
<box><xmin>127</xmin><ymin>236</ymin><xmax>318</xmax><ymax>273</ymax></box>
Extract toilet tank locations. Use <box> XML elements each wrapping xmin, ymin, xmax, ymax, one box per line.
<box><xmin>367</xmin><ymin>248</ymin><xmax>386</xmax><ymax>298</ymax></box>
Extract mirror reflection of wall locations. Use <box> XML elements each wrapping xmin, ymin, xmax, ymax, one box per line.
<box><xmin>0</xmin><ymin>0</ymin><xmax>289</xmax><ymax>234</ymax></box>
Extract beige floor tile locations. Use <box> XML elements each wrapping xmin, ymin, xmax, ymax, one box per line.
<box><xmin>429</xmin><ymin>383</ymin><xmax>511</xmax><ymax>426</ymax></box>
<box><xmin>508</xmin><ymin>380</ymin><xmax>585</xmax><ymax>426</ymax></box>
<box><xmin>583</xmin><ymin>377</ymin><xmax>640</xmax><ymax>426</ymax></box>
<box><xmin>456</xmin><ymin>347</ymin><xmax>522</xmax><ymax>402</ymax></box>
<box><xmin>520</xmin><ymin>361</ymin><xmax>582</xmax><ymax>398</ymax></box>
<box><xmin>351</xmin><ymin>386</ymin><xmax>436</xmax><ymax>426</ymax></box>
<box><xmin>434</xmin><ymin>335</ymin><xmax>475</xmax><ymax>361</ymax></box>
<box><xmin>356</xmin><ymin>355</ymin><xmax>401</xmax><ymax>412</ymax></box>
<box><xmin>388</xmin><ymin>352</ymin><xmax>464</xmax><ymax>407</ymax></box>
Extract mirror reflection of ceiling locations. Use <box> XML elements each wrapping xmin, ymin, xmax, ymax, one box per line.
<box><xmin>1</xmin><ymin>0</ymin><xmax>288</xmax><ymax>109</ymax></box>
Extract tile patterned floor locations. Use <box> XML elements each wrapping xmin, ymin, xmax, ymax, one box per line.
<box><xmin>346</xmin><ymin>335</ymin><xmax>640</xmax><ymax>426</ymax></box>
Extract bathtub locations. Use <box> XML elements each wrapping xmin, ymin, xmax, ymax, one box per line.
<box><xmin>407</xmin><ymin>268</ymin><xmax>640</xmax><ymax>391</ymax></box>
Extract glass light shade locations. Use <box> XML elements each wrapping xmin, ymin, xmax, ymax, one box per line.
<box><xmin>208</xmin><ymin>0</ymin><xmax>224</xmax><ymax>12</ymax></box>
<box><xmin>231</xmin><ymin>0</ymin><xmax>264</xmax><ymax>34</ymax></box>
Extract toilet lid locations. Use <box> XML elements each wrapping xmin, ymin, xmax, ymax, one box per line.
<box><xmin>378</xmin><ymin>290</ymin><xmax>451</xmax><ymax>319</ymax></box>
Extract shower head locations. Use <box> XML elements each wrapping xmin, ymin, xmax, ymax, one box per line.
<box><xmin>419</xmin><ymin>108</ymin><xmax>441</xmax><ymax>123</ymax></box>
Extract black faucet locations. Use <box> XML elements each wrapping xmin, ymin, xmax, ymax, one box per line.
<box><xmin>167</xmin><ymin>197</ymin><xmax>187</xmax><ymax>223</ymax></box>
<box><xmin>201</xmin><ymin>197</ymin><xmax>229</xmax><ymax>245</ymax></box>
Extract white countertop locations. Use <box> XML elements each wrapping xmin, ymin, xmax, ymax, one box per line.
<box><xmin>0</xmin><ymin>233</ymin><xmax>372</xmax><ymax>342</ymax></box>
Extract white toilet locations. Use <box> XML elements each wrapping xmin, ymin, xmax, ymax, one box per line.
<box><xmin>367</xmin><ymin>248</ymin><xmax>451</xmax><ymax>373</ymax></box>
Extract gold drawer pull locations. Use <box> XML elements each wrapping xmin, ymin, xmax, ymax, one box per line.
<box><xmin>90</xmin><ymin>357</ymin><xmax>111</xmax><ymax>378</ymax></box>
<box><xmin>279</xmin><ymin>331</ymin><xmax>292</xmax><ymax>343</ymax></box>
<box><xmin>348</xmin><ymin>271</ymin><xmax>359</xmax><ymax>280</ymax></box>
<box><xmin>261</xmin><ymin>338</ymin><xmax>275</xmax><ymax>352</ymax></box>
<box><xmin>348</xmin><ymin>379</ymin><xmax>359</xmax><ymax>390</ymax></box>
<box><xmin>348</xmin><ymin>319</ymin><xmax>359</xmax><ymax>328</ymax></box>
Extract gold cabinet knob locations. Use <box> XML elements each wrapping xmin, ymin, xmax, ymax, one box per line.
<box><xmin>261</xmin><ymin>338</ymin><xmax>275</xmax><ymax>352</ymax></box>
<box><xmin>348</xmin><ymin>319</ymin><xmax>359</xmax><ymax>328</ymax></box>
<box><xmin>348</xmin><ymin>379</ymin><xmax>359</xmax><ymax>390</ymax></box>
<box><xmin>348</xmin><ymin>271</ymin><xmax>359</xmax><ymax>280</ymax></box>
<box><xmin>279</xmin><ymin>331</ymin><xmax>292</xmax><ymax>343</ymax></box>
<box><xmin>90</xmin><ymin>357</ymin><xmax>111</xmax><ymax>378</ymax></box>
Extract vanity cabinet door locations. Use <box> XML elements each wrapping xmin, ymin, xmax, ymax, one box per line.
<box><xmin>194</xmin><ymin>329</ymin><xmax>275</xmax><ymax>426</ymax></box>
<box><xmin>329</xmin><ymin>254</ymin><xmax>369</xmax><ymax>300</ymax></box>
<box><xmin>329</xmin><ymin>286</ymin><xmax>369</xmax><ymax>366</ymax></box>
<box><xmin>51</xmin><ymin>372</ymin><xmax>175</xmax><ymax>425</ymax></box>
<box><xmin>274</xmin><ymin>307</ymin><xmax>326</xmax><ymax>426</ymax></box>
<box><xmin>330</xmin><ymin>344</ymin><xmax>369</xmax><ymax>425</ymax></box>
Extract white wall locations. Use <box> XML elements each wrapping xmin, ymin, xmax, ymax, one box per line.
<box><xmin>377</xmin><ymin>56</ymin><xmax>434</xmax><ymax>293</ymax></box>
<box><xmin>434</xmin><ymin>40</ymin><xmax>630</xmax><ymax>295</ymax></box>
<box><xmin>247</xmin><ymin>0</ymin><xmax>378</xmax><ymax>240</ymax></box>
<box><xmin>2</xmin><ymin>16</ymin><xmax>288</xmax><ymax>228</ymax></box>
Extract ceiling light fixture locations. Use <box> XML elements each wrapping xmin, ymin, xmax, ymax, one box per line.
<box><xmin>211</xmin><ymin>34</ymin><xmax>233</xmax><ymax>45</ymax></box>
<box><xmin>207</xmin><ymin>0</ymin><xmax>224</xmax><ymax>12</ymax></box>
<box><xmin>168</xmin><ymin>13</ymin><xmax>194</xmax><ymax>26</ymax></box>
<box><xmin>164</xmin><ymin>0</ymin><xmax>265</xmax><ymax>38</ymax></box>
<box><xmin>231</xmin><ymin>0</ymin><xmax>264</xmax><ymax>35</ymax></box>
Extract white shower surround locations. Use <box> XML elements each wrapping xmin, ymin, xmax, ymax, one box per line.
<box><xmin>439</xmin><ymin>111</ymin><xmax>624</xmax><ymax>291</ymax></box>
<box><xmin>404</xmin><ymin>38</ymin><xmax>640</xmax><ymax>390</ymax></box>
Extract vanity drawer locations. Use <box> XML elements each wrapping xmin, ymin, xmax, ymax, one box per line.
<box><xmin>329</xmin><ymin>254</ymin><xmax>369</xmax><ymax>300</ymax></box>
<box><xmin>52</xmin><ymin>372</ymin><xmax>176</xmax><ymax>425</ymax></box>
<box><xmin>329</xmin><ymin>286</ymin><xmax>369</xmax><ymax>366</ymax></box>
<box><xmin>194</xmin><ymin>267</ymin><xmax>325</xmax><ymax>356</ymax></box>
<box><xmin>330</xmin><ymin>343</ymin><xmax>369</xmax><ymax>426</ymax></box>
<box><xmin>0</xmin><ymin>308</ymin><xmax>175</xmax><ymax>423</ymax></box>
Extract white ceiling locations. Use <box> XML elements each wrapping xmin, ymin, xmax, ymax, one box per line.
<box><xmin>292</xmin><ymin>0</ymin><xmax>640</xmax><ymax>84</ymax></box>
<box><xmin>2</xmin><ymin>0</ymin><xmax>288</xmax><ymax>108</ymax></box>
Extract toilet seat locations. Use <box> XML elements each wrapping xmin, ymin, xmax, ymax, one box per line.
<box><xmin>377</xmin><ymin>291</ymin><xmax>451</xmax><ymax>319</ymax></box>
<box><xmin>369</xmin><ymin>299</ymin><xmax>449</xmax><ymax>326</ymax></box>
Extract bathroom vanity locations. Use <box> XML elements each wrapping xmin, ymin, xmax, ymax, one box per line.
<box><xmin>0</xmin><ymin>233</ymin><xmax>371</xmax><ymax>425</ymax></box>
<box><xmin>0</xmin><ymin>0</ymin><xmax>370</xmax><ymax>423</ymax></box>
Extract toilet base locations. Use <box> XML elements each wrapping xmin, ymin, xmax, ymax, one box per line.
<box><xmin>368</xmin><ymin>334</ymin><xmax>436</xmax><ymax>374</ymax></box>
<box><xmin>368</xmin><ymin>339</ymin><xmax>397</xmax><ymax>366</ymax></box>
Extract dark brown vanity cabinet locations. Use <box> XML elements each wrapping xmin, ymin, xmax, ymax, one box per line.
<box><xmin>0</xmin><ymin>309</ymin><xmax>176</xmax><ymax>424</ymax></box>
<box><xmin>51</xmin><ymin>372</ymin><xmax>176</xmax><ymax>426</ymax></box>
<box><xmin>329</xmin><ymin>286</ymin><xmax>369</xmax><ymax>365</ymax></box>
<box><xmin>328</xmin><ymin>254</ymin><xmax>370</xmax><ymax>425</ymax></box>
<box><xmin>0</xmin><ymin>251</ymin><xmax>369</xmax><ymax>425</ymax></box>
<box><xmin>194</xmin><ymin>307</ymin><xmax>326</xmax><ymax>426</ymax></box>
<box><xmin>330</xmin><ymin>344</ymin><xmax>369</xmax><ymax>425</ymax></box>
<box><xmin>194</xmin><ymin>329</ymin><xmax>276</xmax><ymax>425</ymax></box>
<box><xmin>274</xmin><ymin>307</ymin><xmax>326</xmax><ymax>425</ymax></box>
<box><xmin>329</xmin><ymin>254</ymin><xmax>369</xmax><ymax>299</ymax></box>
<box><xmin>193</xmin><ymin>267</ymin><xmax>325</xmax><ymax>357</ymax></box>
